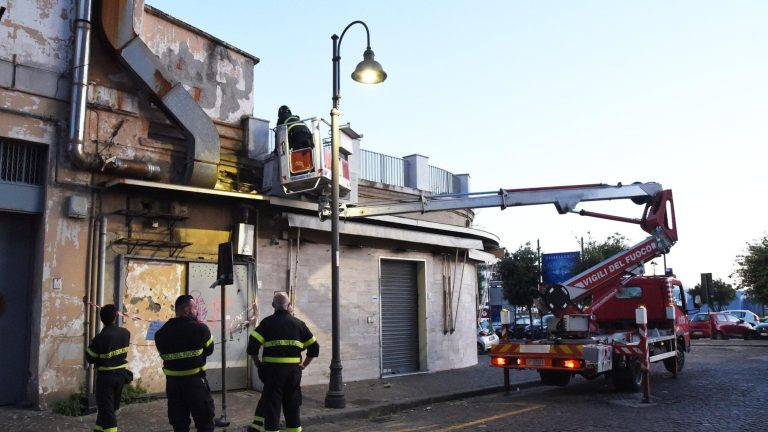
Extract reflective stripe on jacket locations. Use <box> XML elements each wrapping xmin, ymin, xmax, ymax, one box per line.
<box><xmin>86</xmin><ymin>325</ymin><xmax>131</xmax><ymax>373</ymax></box>
<box><xmin>155</xmin><ymin>316</ymin><xmax>214</xmax><ymax>376</ymax></box>
<box><xmin>247</xmin><ymin>310</ymin><xmax>319</xmax><ymax>364</ymax></box>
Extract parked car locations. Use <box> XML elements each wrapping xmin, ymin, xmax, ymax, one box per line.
<box><xmin>477</xmin><ymin>320</ymin><xmax>499</xmax><ymax>353</ymax></box>
<box><xmin>492</xmin><ymin>316</ymin><xmax>532</xmax><ymax>339</ymax></box>
<box><xmin>523</xmin><ymin>314</ymin><xmax>556</xmax><ymax>339</ymax></box>
<box><xmin>492</xmin><ymin>321</ymin><xmax>503</xmax><ymax>337</ymax></box>
<box><xmin>689</xmin><ymin>312</ymin><xmax>755</xmax><ymax>339</ymax></box>
<box><xmin>761</xmin><ymin>317</ymin><xmax>768</xmax><ymax>324</ymax></box>
<box><xmin>726</xmin><ymin>310</ymin><xmax>761</xmax><ymax>327</ymax></box>
<box><xmin>754</xmin><ymin>322</ymin><xmax>768</xmax><ymax>339</ymax></box>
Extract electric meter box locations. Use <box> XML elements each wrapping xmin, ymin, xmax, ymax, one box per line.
<box><xmin>234</xmin><ymin>223</ymin><xmax>254</xmax><ymax>256</ymax></box>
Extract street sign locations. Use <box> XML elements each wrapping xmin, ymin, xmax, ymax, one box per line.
<box><xmin>216</xmin><ymin>242</ymin><xmax>234</xmax><ymax>286</ymax></box>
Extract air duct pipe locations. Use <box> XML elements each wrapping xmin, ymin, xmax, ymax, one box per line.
<box><xmin>68</xmin><ymin>0</ymin><xmax>161</xmax><ymax>179</ymax></box>
<box><xmin>100</xmin><ymin>0</ymin><xmax>220</xmax><ymax>188</ymax></box>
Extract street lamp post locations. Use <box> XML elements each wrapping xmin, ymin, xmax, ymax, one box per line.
<box><xmin>325</xmin><ymin>20</ymin><xmax>386</xmax><ymax>409</ymax></box>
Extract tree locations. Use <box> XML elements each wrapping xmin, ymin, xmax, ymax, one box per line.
<box><xmin>690</xmin><ymin>278</ymin><xmax>737</xmax><ymax>311</ymax></box>
<box><xmin>734</xmin><ymin>236</ymin><xmax>768</xmax><ymax>306</ymax></box>
<box><xmin>498</xmin><ymin>243</ymin><xmax>540</xmax><ymax>312</ymax></box>
<box><xmin>573</xmin><ymin>233</ymin><xmax>630</xmax><ymax>275</ymax></box>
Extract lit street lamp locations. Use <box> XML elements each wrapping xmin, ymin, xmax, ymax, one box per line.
<box><xmin>325</xmin><ymin>20</ymin><xmax>386</xmax><ymax>409</ymax></box>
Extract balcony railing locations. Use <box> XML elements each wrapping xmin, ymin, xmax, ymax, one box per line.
<box><xmin>360</xmin><ymin>149</ymin><xmax>460</xmax><ymax>194</ymax></box>
<box><xmin>428</xmin><ymin>165</ymin><xmax>457</xmax><ymax>195</ymax></box>
<box><xmin>360</xmin><ymin>149</ymin><xmax>405</xmax><ymax>187</ymax></box>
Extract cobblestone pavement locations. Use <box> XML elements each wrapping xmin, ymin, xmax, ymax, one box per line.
<box><xmin>310</xmin><ymin>344</ymin><xmax>768</xmax><ymax>432</ymax></box>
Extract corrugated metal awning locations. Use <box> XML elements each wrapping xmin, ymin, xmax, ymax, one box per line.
<box><xmin>285</xmin><ymin>213</ymin><xmax>484</xmax><ymax>250</ymax></box>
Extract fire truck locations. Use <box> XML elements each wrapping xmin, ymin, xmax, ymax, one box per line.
<box><xmin>338</xmin><ymin>183</ymin><xmax>685</xmax><ymax>391</ymax></box>
<box><xmin>271</xmin><ymin>123</ymin><xmax>686</xmax><ymax>391</ymax></box>
<box><xmin>488</xmin><ymin>190</ymin><xmax>688</xmax><ymax>391</ymax></box>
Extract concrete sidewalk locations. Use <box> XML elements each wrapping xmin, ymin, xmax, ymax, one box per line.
<box><xmin>1</xmin><ymin>356</ymin><xmax>540</xmax><ymax>432</ymax></box>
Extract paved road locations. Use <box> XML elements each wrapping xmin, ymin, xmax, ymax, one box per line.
<box><xmin>310</xmin><ymin>345</ymin><xmax>768</xmax><ymax>431</ymax></box>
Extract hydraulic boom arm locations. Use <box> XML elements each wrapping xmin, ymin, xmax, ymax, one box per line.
<box><xmin>334</xmin><ymin>182</ymin><xmax>677</xmax><ymax>319</ymax></box>
<box><xmin>541</xmin><ymin>189</ymin><xmax>677</xmax><ymax>317</ymax></box>
<box><xmin>340</xmin><ymin>182</ymin><xmax>664</xmax><ymax>218</ymax></box>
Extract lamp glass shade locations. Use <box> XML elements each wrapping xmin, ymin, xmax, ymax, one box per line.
<box><xmin>351</xmin><ymin>49</ymin><xmax>387</xmax><ymax>84</ymax></box>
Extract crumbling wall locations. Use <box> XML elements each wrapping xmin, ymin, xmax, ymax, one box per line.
<box><xmin>0</xmin><ymin>0</ymin><xmax>73</xmax><ymax>99</ymax></box>
<box><xmin>122</xmin><ymin>260</ymin><xmax>185</xmax><ymax>393</ymax></box>
<box><xmin>141</xmin><ymin>6</ymin><xmax>255</xmax><ymax>125</ymax></box>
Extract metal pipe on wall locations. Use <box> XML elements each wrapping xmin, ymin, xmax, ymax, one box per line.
<box><xmin>68</xmin><ymin>0</ymin><xmax>160</xmax><ymax>179</ymax></box>
<box><xmin>84</xmin><ymin>216</ymin><xmax>96</xmax><ymax>395</ymax></box>
<box><xmin>96</xmin><ymin>216</ymin><xmax>106</xmax><ymax>333</ymax></box>
<box><xmin>68</xmin><ymin>0</ymin><xmax>97</xmax><ymax>171</ymax></box>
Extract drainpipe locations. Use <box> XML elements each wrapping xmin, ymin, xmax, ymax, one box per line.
<box><xmin>97</xmin><ymin>215</ymin><xmax>107</xmax><ymax>334</ymax></box>
<box><xmin>68</xmin><ymin>0</ymin><xmax>160</xmax><ymax>179</ymax></box>
<box><xmin>84</xmin><ymin>216</ymin><xmax>96</xmax><ymax>396</ymax></box>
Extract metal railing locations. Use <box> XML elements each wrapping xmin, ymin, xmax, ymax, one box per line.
<box><xmin>0</xmin><ymin>140</ymin><xmax>45</xmax><ymax>186</ymax></box>
<box><xmin>360</xmin><ymin>149</ymin><xmax>405</xmax><ymax>187</ymax></box>
<box><xmin>359</xmin><ymin>149</ymin><xmax>460</xmax><ymax>194</ymax></box>
<box><xmin>429</xmin><ymin>165</ymin><xmax>457</xmax><ymax>194</ymax></box>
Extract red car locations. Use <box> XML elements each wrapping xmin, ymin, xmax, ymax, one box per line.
<box><xmin>689</xmin><ymin>312</ymin><xmax>755</xmax><ymax>339</ymax></box>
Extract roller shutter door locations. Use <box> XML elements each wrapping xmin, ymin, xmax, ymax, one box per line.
<box><xmin>380</xmin><ymin>260</ymin><xmax>419</xmax><ymax>375</ymax></box>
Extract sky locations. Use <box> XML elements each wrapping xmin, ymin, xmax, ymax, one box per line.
<box><xmin>147</xmin><ymin>0</ymin><xmax>767</xmax><ymax>288</ymax></box>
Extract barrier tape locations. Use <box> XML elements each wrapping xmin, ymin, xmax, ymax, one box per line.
<box><xmin>86</xmin><ymin>301</ymin><xmax>259</xmax><ymax>335</ymax></box>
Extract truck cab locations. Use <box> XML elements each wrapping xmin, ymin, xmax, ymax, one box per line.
<box><xmin>591</xmin><ymin>276</ymin><xmax>690</xmax><ymax>340</ymax></box>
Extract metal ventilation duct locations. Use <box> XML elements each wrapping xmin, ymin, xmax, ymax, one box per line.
<box><xmin>68</xmin><ymin>0</ymin><xmax>161</xmax><ymax>180</ymax></box>
<box><xmin>99</xmin><ymin>0</ymin><xmax>220</xmax><ymax>188</ymax></box>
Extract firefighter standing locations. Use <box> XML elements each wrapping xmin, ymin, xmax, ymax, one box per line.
<box><xmin>247</xmin><ymin>292</ymin><xmax>319</xmax><ymax>432</ymax></box>
<box><xmin>155</xmin><ymin>295</ymin><xmax>216</xmax><ymax>432</ymax></box>
<box><xmin>277</xmin><ymin>105</ymin><xmax>313</xmax><ymax>150</ymax></box>
<box><xmin>86</xmin><ymin>304</ymin><xmax>131</xmax><ymax>432</ymax></box>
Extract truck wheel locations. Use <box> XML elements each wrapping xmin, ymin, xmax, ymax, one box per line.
<box><xmin>539</xmin><ymin>370</ymin><xmax>571</xmax><ymax>387</ymax></box>
<box><xmin>613</xmin><ymin>360</ymin><xmax>642</xmax><ymax>391</ymax></box>
<box><xmin>712</xmin><ymin>331</ymin><xmax>725</xmax><ymax>340</ymax></box>
<box><xmin>663</xmin><ymin>343</ymin><xmax>685</xmax><ymax>373</ymax></box>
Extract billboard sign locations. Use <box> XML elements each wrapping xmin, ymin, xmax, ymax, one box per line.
<box><xmin>542</xmin><ymin>251</ymin><xmax>581</xmax><ymax>285</ymax></box>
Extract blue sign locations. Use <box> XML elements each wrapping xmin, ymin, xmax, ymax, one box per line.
<box><xmin>541</xmin><ymin>252</ymin><xmax>581</xmax><ymax>285</ymax></box>
<box><xmin>145</xmin><ymin>320</ymin><xmax>165</xmax><ymax>341</ymax></box>
<box><xmin>490</xmin><ymin>304</ymin><xmax>502</xmax><ymax>323</ymax></box>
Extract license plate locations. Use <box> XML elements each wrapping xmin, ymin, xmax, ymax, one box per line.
<box><xmin>761</xmin><ymin>332</ymin><xmax>767</xmax><ymax>337</ymax></box>
<box><xmin>525</xmin><ymin>358</ymin><xmax>544</xmax><ymax>366</ymax></box>
<box><xmin>692</xmin><ymin>331</ymin><xmax>702</xmax><ymax>335</ymax></box>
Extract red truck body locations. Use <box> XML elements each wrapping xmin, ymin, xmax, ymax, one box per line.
<box><xmin>491</xmin><ymin>275</ymin><xmax>690</xmax><ymax>390</ymax></box>
<box><xmin>490</xmin><ymin>190</ymin><xmax>687</xmax><ymax>391</ymax></box>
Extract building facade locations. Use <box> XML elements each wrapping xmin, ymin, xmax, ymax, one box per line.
<box><xmin>0</xmin><ymin>0</ymin><xmax>499</xmax><ymax>408</ymax></box>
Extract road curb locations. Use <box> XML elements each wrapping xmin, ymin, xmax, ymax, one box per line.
<box><xmin>298</xmin><ymin>379</ymin><xmax>543</xmax><ymax>425</ymax></box>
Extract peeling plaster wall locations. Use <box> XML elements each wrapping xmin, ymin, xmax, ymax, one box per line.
<box><xmin>37</xmin><ymin>188</ymin><xmax>92</xmax><ymax>405</ymax></box>
<box><xmin>141</xmin><ymin>8</ymin><xmax>255</xmax><ymax>124</ymax></box>
<box><xmin>122</xmin><ymin>260</ymin><xmax>185</xmax><ymax>394</ymax></box>
<box><xmin>0</xmin><ymin>0</ymin><xmax>74</xmax><ymax>99</ymax></box>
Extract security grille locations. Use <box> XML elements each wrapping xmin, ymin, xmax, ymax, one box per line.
<box><xmin>380</xmin><ymin>260</ymin><xmax>420</xmax><ymax>375</ymax></box>
<box><xmin>0</xmin><ymin>140</ymin><xmax>45</xmax><ymax>186</ymax></box>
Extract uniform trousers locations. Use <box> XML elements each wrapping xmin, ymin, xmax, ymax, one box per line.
<box><xmin>94</xmin><ymin>371</ymin><xmax>125</xmax><ymax>431</ymax></box>
<box><xmin>165</xmin><ymin>374</ymin><xmax>215</xmax><ymax>432</ymax></box>
<box><xmin>257</xmin><ymin>364</ymin><xmax>303</xmax><ymax>432</ymax></box>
